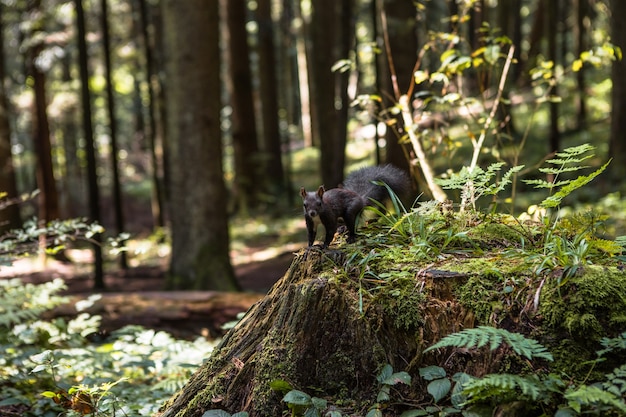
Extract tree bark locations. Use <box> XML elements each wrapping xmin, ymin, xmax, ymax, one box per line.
<box><xmin>375</xmin><ymin>0</ymin><xmax>416</xmax><ymax>173</ymax></box>
<box><xmin>75</xmin><ymin>0</ymin><xmax>105</xmax><ymax>289</ymax></box>
<box><xmin>608</xmin><ymin>0</ymin><xmax>626</xmax><ymax>181</ymax></box>
<box><xmin>100</xmin><ymin>0</ymin><xmax>127</xmax><ymax>269</ymax></box>
<box><xmin>223</xmin><ymin>0</ymin><xmax>261</xmax><ymax>215</ymax></box>
<box><xmin>0</xmin><ymin>5</ymin><xmax>21</xmax><ymax>232</ymax></box>
<box><xmin>162</xmin><ymin>0</ymin><xmax>238</xmax><ymax>291</ymax></box>
<box><xmin>256</xmin><ymin>0</ymin><xmax>286</xmax><ymax>201</ymax></box>
<box><xmin>25</xmin><ymin>1</ymin><xmax>60</xmax><ymax>226</ymax></box>
<box><xmin>309</xmin><ymin>0</ymin><xmax>351</xmax><ymax>188</ymax></box>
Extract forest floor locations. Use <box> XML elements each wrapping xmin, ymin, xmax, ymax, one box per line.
<box><xmin>1</xmin><ymin>245</ymin><xmax>297</xmax><ymax>340</ymax></box>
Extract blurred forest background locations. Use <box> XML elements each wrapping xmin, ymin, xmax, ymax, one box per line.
<box><xmin>0</xmin><ymin>0</ymin><xmax>625</xmax><ymax>291</ymax></box>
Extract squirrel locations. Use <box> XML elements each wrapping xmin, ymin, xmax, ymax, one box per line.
<box><xmin>300</xmin><ymin>164</ymin><xmax>411</xmax><ymax>247</ymax></box>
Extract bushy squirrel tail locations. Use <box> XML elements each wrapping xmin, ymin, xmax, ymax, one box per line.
<box><xmin>342</xmin><ymin>164</ymin><xmax>411</xmax><ymax>206</ymax></box>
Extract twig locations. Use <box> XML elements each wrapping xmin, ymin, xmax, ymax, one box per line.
<box><xmin>462</xmin><ymin>45</ymin><xmax>516</xmax><ymax>210</ymax></box>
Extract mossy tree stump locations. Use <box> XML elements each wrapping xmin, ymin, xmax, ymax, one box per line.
<box><xmin>158</xmin><ymin>243</ymin><xmax>626</xmax><ymax>417</ymax></box>
<box><xmin>158</xmin><ymin>249</ymin><xmax>495</xmax><ymax>417</ymax></box>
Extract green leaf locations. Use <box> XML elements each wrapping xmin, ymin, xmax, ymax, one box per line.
<box><xmin>41</xmin><ymin>391</ymin><xmax>58</xmax><ymax>399</ymax></box>
<box><xmin>383</xmin><ymin>371</ymin><xmax>411</xmax><ymax>386</ymax></box>
<box><xmin>304</xmin><ymin>407</ymin><xmax>321</xmax><ymax>417</ymax></box>
<box><xmin>310</xmin><ymin>397</ymin><xmax>327</xmax><ymax>410</ymax></box>
<box><xmin>377</xmin><ymin>385</ymin><xmax>391</xmax><ymax>403</ymax></box>
<box><xmin>366</xmin><ymin>408</ymin><xmax>383</xmax><ymax>417</ymax></box>
<box><xmin>231</xmin><ymin>413</ymin><xmax>249</xmax><ymax>417</ymax></box>
<box><xmin>554</xmin><ymin>408</ymin><xmax>577</xmax><ymax>417</ymax></box>
<box><xmin>270</xmin><ymin>379</ymin><xmax>292</xmax><ymax>393</ymax></box>
<box><xmin>427</xmin><ymin>378</ymin><xmax>452</xmax><ymax>403</ymax></box>
<box><xmin>377</xmin><ymin>364</ymin><xmax>393</xmax><ymax>383</ymax></box>
<box><xmin>283</xmin><ymin>390</ymin><xmax>311</xmax><ymax>406</ymax></box>
<box><xmin>419</xmin><ymin>365</ymin><xmax>447</xmax><ymax>381</ymax></box>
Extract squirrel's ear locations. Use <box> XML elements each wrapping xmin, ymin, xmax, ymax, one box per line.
<box><xmin>316</xmin><ymin>185</ymin><xmax>325</xmax><ymax>197</ymax></box>
<box><xmin>300</xmin><ymin>187</ymin><xmax>307</xmax><ymax>198</ymax></box>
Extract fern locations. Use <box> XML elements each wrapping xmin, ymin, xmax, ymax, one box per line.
<box><xmin>565</xmin><ymin>385</ymin><xmax>626</xmax><ymax>414</ymax></box>
<box><xmin>462</xmin><ymin>373</ymin><xmax>547</xmax><ymax>403</ymax></box>
<box><xmin>522</xmin><ymin>144</ymin><xmax>610</xmax><ymax>209</ymax></box>
<box><xmin>423</xmin><ymin>326</ymin><xmax>554</xmax><ymax>361</ymax></box>
<box><xmin>436</xmin><ymin>163</ymin><xmax>524</xmax><ymax>209</ymax></box>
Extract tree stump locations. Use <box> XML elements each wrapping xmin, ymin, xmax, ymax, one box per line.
<box><xmin>157</xmin><ymin>248</ymin><xmax>487</xmax><ymax>416</ymax></box>
<box><xmin>157</xmin><ymin>242</ymin><xmax>626</xmax><ymax>417</ymax></box>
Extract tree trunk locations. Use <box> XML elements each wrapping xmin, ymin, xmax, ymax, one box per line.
<box><xmin>375</xmin><ymin>0</ymin><xmax>416</xmax><ymax>173</ymax></box>
<box><xmin>608</xmin><ymin>0</ymin><xmax>626</xmax><ymax>181</ymax></box>
<box><xmin>162</xmin><ymin>0</ymin><xmax>238</xmax><ymax>291</ymax></box>
<box><xmin>546</xmin><ymin>0</ymin><xmax>560</xmax><ymax>154</ymax></box>
<box><xmin>0</xmin><ymin>5</ymin><xmax>21</xmax><ymax>232</ymax></box>
<box><xmin>100</xmin><ymin>0</ymin><xmax>127</xmax><ymax>269</ymax></box>
<box><xmin>75</xmin><ymin>0</ymin><xmax>104</xmax><ymax>289</ymax></box>
<box><xmin>309</xmin><ymin>0</ymin><xmax>350</xmax><ymax>188</ymax></box>
<box><xmin>223</xmin><ymin>0</ymin><xmax>261</xmax><ymax>215</ymax></box>
<box><xmin>256</xmin><ymin>0</ymin><xmax>286</xmax><ymax>202</ymax></box>
<box><xmin>574</xmin><ymin>0</ymin><xmax>588</xmax><ymax>129</ymax></box>
<box><xmin>25</xmin><ymin>1</ymin><xmax>60</xmax><ymax>227</ymax></box>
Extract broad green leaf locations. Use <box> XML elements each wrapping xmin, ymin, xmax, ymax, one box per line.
<box><xmin>270</xmin><ymin>379</ymin><xmax>292</xmax><ymax>393</ymax></box>
<box><xmin>377</xmin><ymin>364</ymin><xmax>393</xmax><ymax>383</ymax></box>
<box><xmin>428</xmin><ymin>378</ymin><xmax>452</xmax><ymax>403</ymax></box>
<box><xmin>382</xmin><ymin>371</ymin><xmax>411</xmax><ymax>386</ymax></box>
<box><xmin>366</xmin><ymin>408</ymin><xmax>383</xmax><ymax>417</ymax></box>
<box><xmin>419</xmin><ymin>365</ymin><xmax>447</xmax><ymax>381</ymax></box>
<box><xmin>310</xmin><ymin>397</ymin><xmax>327</xmax><ymax>410</ymax></box>
<box><xmin>304</xmin><ymin>408</ymin><xmax>321</xmax><ymax>417</ymax></box>
<box><xmin>283</xmin><ymin>390</ymin><xmax>311</xmax><ymax>406</ymax></box>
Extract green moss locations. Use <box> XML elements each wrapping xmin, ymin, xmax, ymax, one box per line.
<box><xmin>539</xmin><ymin>265</ymin><xmax>626</xmax><ymax>341</ymax></box>
<box><xmin>372</xmin><ymin>277</ymin><xmax>426</xmax><ymax>330</ymax></box>
<box><xmin>468</xmin><ymin>218</ymin><xmax>527</xmax><ymax>247</ymax></box>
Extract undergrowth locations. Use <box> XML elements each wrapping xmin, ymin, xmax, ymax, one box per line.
<box><xmin>0</xmin><ymin>278</ymin><xmax>217</xmax><ymax>416</ymax></box>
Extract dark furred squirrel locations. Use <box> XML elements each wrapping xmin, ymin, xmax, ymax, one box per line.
<box><xmin>300</xmin><ymin>165</ymin><xmax>411</xmax><ymax>247</ymax></box>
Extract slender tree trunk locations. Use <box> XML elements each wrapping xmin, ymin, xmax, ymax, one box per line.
<box><xmin>309</xmin><ymin>0</ymin><xmax>351</xmax><ymax>187</ymax></box>
<box><xmin>25</xmin><ymin>1</ymin><xmax>60</xmax><ymax>227</ymax></box>
<box><xmin>574</xmin><ymin>0</ymin><xmax>588</xmax><ymax>129</ymax></box>
<box><xmin>546</xmin><ymin>0</ymin><xmax>560</xmax><ymax>154</ymax></box>
<box><xmin>59</xmin><ymin>53</ymin><xmax>84</xmax><ymax>218</ymax></box>
<box><xmin>0</xmin><ymin>5</ymin><xmax>21</xmax><ymax>232</ymax></box>
<box><xmin>223</xmin><ymin>0</ymin><xmax>261</xmax><ymax>215</ymax></box>
<box><xmin>75</xmin><ymin>0</ymin><xmax>105</xmax><ymax>289</ymax></box>
<box><xmin>609</xmin><ymin>0</ymin><xmax>626</xmax><ymax>181</ymax></box>
<box><xmin>256</xmin><ymin>0</ymin><xmax>286</xmax><ymax>202</ymax></box>
<box><xmin>162</xmin><ymin>0</ymin><xmax>238</xmax><ymax>291</ymax></box>
<box><xmin>100</xmin><ymin>0</ymin><xmax>127</xmax><ymax>269</ymax></box>
<box><xmin>375</xmin><ymin>0</ymin><xmax>415</xmax><ymax>173</ymax></box>
<box><xmin>136</xmin><ymin>0</ymin><xmax>166</xmax><ymax>229</ymax></box>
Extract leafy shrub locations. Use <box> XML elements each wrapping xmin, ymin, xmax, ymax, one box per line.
<box><xmin>0</xmin><ymin>278</ymin><xmax>218</xmax><ymax>416</ymax></box>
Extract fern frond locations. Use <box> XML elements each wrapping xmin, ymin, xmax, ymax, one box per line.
<box><xmin>540</xmin><ymin>160</ymin><xmax>611</xmax><ymax>208</ymax></box>
<box><xmin>424</xmin><ymin>326</ymin><xmax>553</xmax><ymax>361</ymax></box>
<box><xmin>463</xmin><ymin>373</ymin><xmax>545</xmax><ymax>402</ymax></box>
<box><xmin>565</xmin><ymin>385</ymin><xmax>626</xmax><ymax>414</ymax></box>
